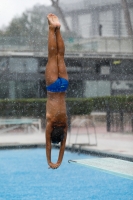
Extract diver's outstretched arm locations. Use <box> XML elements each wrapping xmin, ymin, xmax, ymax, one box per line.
<box><xmin>45</xmin><ymin>121</ymin><xmax>52</xmax><ymax>165</ymax></box>
<box><xmin>57</xmin><ymin>126</ymin><xmax>67</xmax><ymax>165</ymax></box>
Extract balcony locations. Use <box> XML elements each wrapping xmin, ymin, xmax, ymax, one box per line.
<box><xmin>0</xmin><ymin>36</ymin><xmax>133</xmax><ymax>58</ymax></box>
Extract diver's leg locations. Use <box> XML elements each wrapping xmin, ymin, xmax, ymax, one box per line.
<box><xmin>45</xmin><ymin>14</ymin><xmax>58</xmax><ymax>86</ymax></box>
<box><xmin>56</xmin><ymin>27</ymin><xmax>68</xmax><ymax>80</ymax></box>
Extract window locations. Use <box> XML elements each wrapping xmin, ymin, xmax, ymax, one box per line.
<box><xmin>0</xmin><ymin>81</ymin><xmax>9</xmax><ymax>99</ymax></box>
<box><xmin>112</xmin><ymin>81</ymin><xmax>133</xmax><ymax>90</ymax></box>
<box><xmin>0</xmin><ymin>58</ymin><xmax>8</xmax><ymax>74</ymax></box>
<box><xmin>84</xmin><ymin>81</ymin><xmax>110</xmax><ymax>97</ymax></box>
<box><xmin>9</xmin><ymin>57</ymin><xmax>38</xmax><ymax>73</ymax></box>
<box><xmin>15</xmin><ymin>81</ymin><xmax>38</xmax><ymax>99</ymax></box>
<box><xmin>111</xmin><ymin>60</ymin><xmax>133</xmax><ymax>75</ymax></box>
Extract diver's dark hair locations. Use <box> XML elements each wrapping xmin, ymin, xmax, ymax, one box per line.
<box><xmin>51</xmin><ymin>127</ymin><xmax>64</xmax><ymax>144</ymax></box>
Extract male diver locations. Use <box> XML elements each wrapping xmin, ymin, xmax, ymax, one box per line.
<box><xmin>45</xmin><ymin>13</ymin><xmax>69</xmax><ymax>169</ymax></box>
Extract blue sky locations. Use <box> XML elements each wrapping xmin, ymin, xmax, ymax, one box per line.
<box><xmin>0</xmin><ymin>0</ymin><xmax>51</xmax><ymax>28</ymax></box>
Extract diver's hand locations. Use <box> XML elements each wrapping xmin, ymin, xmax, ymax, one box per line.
<box><xmin>48</xmin><ymin>162</ymin><xmax>60</xmax><ymax>169</ymax></box>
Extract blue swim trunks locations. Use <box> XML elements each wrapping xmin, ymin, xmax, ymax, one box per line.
<box><xmin>46</xmin><ymin>77</ymin><xmax>69</xmax><ymax>92</ymax></box>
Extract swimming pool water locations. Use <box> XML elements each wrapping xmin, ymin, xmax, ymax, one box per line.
<box><xmin>0</xmin><ymin>148</ymin><xmax>133</xmax><ymax>200</ymax></box>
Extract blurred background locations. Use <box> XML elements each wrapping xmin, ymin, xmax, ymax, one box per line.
<box><xmin>0</xmin><ymin>0</ymin><xmax>133</xmax><ymax>99</ymax></box>
<box><xmin>0</xmin><ymin>0</ymin><xmax>133</xmax><ymax>136</ymax></box>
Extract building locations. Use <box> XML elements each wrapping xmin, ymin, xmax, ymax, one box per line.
<box><xmin>60</xmin><ymin>0</ymin><xmax>133</xmax><ymax>37</ymax></box>
<box><xmin>0</xmin><ymin>0</ymin><xmax>133</xmax><ymax>99</ymax></box>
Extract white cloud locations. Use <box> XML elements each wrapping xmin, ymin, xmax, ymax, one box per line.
<box><xmin>0</xmin><ymin>0</ymin><xmax>51</xmax><ymax>28</ymax></box>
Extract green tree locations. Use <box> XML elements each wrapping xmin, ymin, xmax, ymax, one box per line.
<box><xmin>0</xmin><ymin>3</ymin><xmax>77</xmax><ymax>51</ymax></box>
<box><xmin>5</xmin><ymin>4</ymin><xmax>48</xmax><ymax>37</ymax></box>
<box><xmin>0</xmin><ymin>4</ymin><xmax>49</xmax><ymax>50</ymax></box>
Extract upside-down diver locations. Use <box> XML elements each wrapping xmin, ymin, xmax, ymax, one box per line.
<box><xmin>45</xmin><ymin>13</ymin><xmax>69</xmax><ymax>169</ymax></box>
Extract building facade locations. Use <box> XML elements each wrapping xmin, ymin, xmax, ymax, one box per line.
<box><xmin>0</xmin><ymin>0</ymin><xmax>133</xmax><ymax>99</ymax></box>
<box><xmin>60</xmin><ymin>0</ymin><xmax>133</xmax><ymax>37</ymax></box>
<box><xmin>0</xmin><ymin>53</ymin><xmax>133</xmax><ymax>99</ymax></box>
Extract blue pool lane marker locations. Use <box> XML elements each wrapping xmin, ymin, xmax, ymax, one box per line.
<box><xmin>68</xmin><ymin>157</ymin><xmax>133</xmax><ymax>180</ymax></box>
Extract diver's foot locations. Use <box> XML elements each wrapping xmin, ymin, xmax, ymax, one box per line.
<box><xmin>47</xmin><ymin>13</ymin><xmax>61</xmax><ymax>28</ymax></box>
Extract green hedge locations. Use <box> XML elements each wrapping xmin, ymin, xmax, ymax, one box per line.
<box><xmin>91</xmin><ymin>96</ymin><xmax>133</xmax><ymax>112</ymax></box>
<box><xmin>0</xmin><ymin>99</ymin><xmax>47</xmax><ymax>118</ymax></box>
<box><xmin>0</xmin><ymin>98</ymin><xmax>93</xmax><ymax>117</ymax></box>
<box><xmin>0</xmin><ymin>96</ymin><xmax>133</xmax><ymax>118</ymax></box>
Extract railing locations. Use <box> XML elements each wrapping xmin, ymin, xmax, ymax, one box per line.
<box><xmin>107</xmin><ymin>110</ymin><xmax>133</xmax><ymax>133</ymax></box>
<box><xmin>0</xmin><ymin>36</ymin><xmax>47</xmax><ymax>52</ymax></box>
<box><xmin>0</xmin><ymin>36</ymin><xmax>133</xmax><ymax>54</ymax></box>
<box><xmin>65</xmin><ymin>37</ymin><xmax>133</xmax><ymax>53</ymax></box>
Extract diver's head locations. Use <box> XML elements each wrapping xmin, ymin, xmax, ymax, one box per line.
<box><xmin>51</xmin><ymin>126</ymin><xmax>64</xmax><ymax>144</ymax></box>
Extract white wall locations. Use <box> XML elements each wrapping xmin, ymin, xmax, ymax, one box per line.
<box><xmin>78</xmin><ymin>14</ymin><xmax>91</xmax><ymax>38</ymax></box>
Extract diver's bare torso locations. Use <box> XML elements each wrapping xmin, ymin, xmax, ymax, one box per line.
<box><xmin>46</xmin><ymin>91</ymin><xmax>67</xmax><ymax>127</ymax></box>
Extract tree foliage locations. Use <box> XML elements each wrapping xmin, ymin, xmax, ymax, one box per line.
<box><xmin>0</xmin><ymin>4</ymin><xmax>48</xmax><ymax>38</ymax></box>
<box><xmin>0</xmin><ymin>3</ymin><xmax>76</xmax><ymax>51</ymax></box>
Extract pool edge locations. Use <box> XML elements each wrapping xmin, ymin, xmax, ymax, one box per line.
<box><xmin>0</xmin><ymin>143</ymin><xmax>133</xmax><ymax>162</ymax></box>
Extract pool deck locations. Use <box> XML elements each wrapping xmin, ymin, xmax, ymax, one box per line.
<box><xmin>0</xmin><ymin>126</ymin><xmax>133</xmax><ymax>161</ymax></box>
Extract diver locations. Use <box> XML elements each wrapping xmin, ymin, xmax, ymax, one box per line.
<box><xmin>45</xmin><ymin>13</ymin><xmax>69</xmax><ymax>169</ymax></box>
